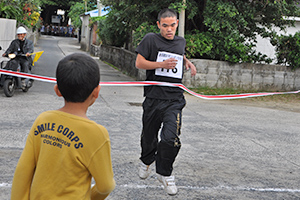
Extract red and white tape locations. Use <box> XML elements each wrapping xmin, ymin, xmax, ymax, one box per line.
<box><xmin>1</xmin><ymin>68</ymin><xmax>299</xmax><ymax>100</ymax></box>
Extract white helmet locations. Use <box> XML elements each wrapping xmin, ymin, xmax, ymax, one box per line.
<box><xmin>16</xmin><ymin>26</ymin><xmax>27</xmax><ymax>34</ymax></box>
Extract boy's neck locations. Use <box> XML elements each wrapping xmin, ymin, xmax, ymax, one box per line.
<box><xmin>58</xmin><ymin>102</ymin><xmax>89</xmax><ymax>119</ymax></box>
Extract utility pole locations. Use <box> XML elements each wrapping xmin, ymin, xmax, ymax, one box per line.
<box><xmin>96</xmin><ymin>0</ymin><xmax>103</xmax><ymax>45</ymax></box>
<box><xmin>97</xmin><ymin>0</ymin><xmax>102</xmax><ymax>16</ymax></box>
<box><xmin>178</xmin><ymin>0</ymin><xmax>186</xmax><ymax>38</ymax></box>
<box><xmin>84</xmin><ymin>0</ymin><xmax>87</xmax><ymax>13</ymax></box>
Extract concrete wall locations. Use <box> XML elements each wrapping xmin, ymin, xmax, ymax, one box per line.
<box><xmin>0</xmin><ymin>18</ymin><xmax>16</xmax><ymax>64</ymax></box>
<box><xmin>97</xmin><ymin>45</ymin><xmax>142</xmax><ymax>79</ymax></box>
<box><xmin>91</xmin><ymin>45</ymin><xmax>300</xmax><ymax>91</ymax></box>
<box><xmin>0</xmin><ymin>18</ymin><xmax>16</xmax><ymax>51</ymax></box>
<box><xmin>184</xmin><ymin>59</ymin><xmax>300</xmax><ymax>91</ymax></box>
<box><xmin>0</xmin><ymin>18</ymin><xmax>38</xmax><ymax>49</ymax></box>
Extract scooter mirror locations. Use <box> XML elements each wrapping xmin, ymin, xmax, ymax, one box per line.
<box><xmin>0</xmin><ymin>46</ymin><xmax>2</xmax><ymax>50</ymax></box>
<box><xmin>8</xmin><ymin>54</ymin><xmax>16</xmax><ymax>59</ymax></box>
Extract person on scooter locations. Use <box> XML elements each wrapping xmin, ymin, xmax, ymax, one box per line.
<box><xmin>2</xmin><ymin>26</ymin><xmax>34</xmax><ymax>88</ymax></box>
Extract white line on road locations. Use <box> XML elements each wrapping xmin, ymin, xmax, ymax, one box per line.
<box><xmin>0</xmin><ymin>183</ymin><xmax>11</xmax><ymax>188</ymax></box>
<box><xmin>120</xmin><ymin>184</ymin><xmax>300</xmax><ymax>193</ymax></box>
<box><xmin>2</xmin><ymin>182</ymin><xmax>300</xmax><ymax>193</ymax></box>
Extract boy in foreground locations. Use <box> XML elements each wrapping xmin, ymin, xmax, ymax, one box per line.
<box><xmin>11</xmin><ymin>53</ymin><xmax>115</xmax><ymax>200</ymax></box>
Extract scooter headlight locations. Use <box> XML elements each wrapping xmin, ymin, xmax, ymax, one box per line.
<box><xmin>8</xmin><ymin>54</ymin><xmax>16</xmax><ymax>59</ymax></box>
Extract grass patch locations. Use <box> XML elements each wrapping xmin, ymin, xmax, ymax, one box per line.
<box><xmin>189</xmin><ymin>86</ymin><xmax>300</xmax><ymax>103</ymax></box>
<box><xmin>102</xmin><ymin>60</ymin><xmax>119</xmax><ymax>70</ymax></box>
<box><xmin>189</xmin><ymin>86</ymin><xmax>263</xmax><ymax>95</ymax></box>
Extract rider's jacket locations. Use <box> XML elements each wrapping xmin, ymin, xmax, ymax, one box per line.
<box><xmin>5</xmin><ymin>38</ymin><xmax>34</xmax><ymax>60</ymax></box>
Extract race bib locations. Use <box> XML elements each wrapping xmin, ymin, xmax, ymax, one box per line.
<box><xmin>155</xmin><ymin>51</ymin><xmax>183</xmax><ymax>79</ymax></box>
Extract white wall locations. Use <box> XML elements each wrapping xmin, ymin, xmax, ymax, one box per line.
<box><xmin>0</xmin><ymin>18</ymin><xmax>16</xmax><ymax>63</ymax></box>
<box><xmin>0</xmin><ymin>18</ymin><xmax>16</xmax><ymax>50</ymax></box>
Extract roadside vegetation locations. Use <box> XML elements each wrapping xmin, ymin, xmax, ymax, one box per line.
<box><xmin>2</xmin><ymin>0</ymin><xmax>300</xmax><ymax>98</ymax></box>
<box><xmin>98</xmin><ymin>0</ymin><xmax>300</xmax><ymax>68</ymax></box>
<box><xmin>190</xmin><ymin>86</ymin><xmax>300</xmax><ymax>105</ymax></box>
<box><xmin>2</xmin><ymin>0</ymin><xmax>300</xmax><ymax>69</ymax></box>
<box><xmin>0</xmin><ymin>0</ymin><xmax>41</xmax><ymax>29</ymax></box>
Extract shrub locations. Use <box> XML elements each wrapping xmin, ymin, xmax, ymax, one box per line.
<box><xmin>185</xmin><ymin>30</ymin><xmax>272</xmax><ymax>64</ymax></box>
<box><xmin>185</xmin><ymin>31</ymin><xmax>213</xmax><ymax>59</ymax></box>
<box><xmin>97</xmin><ymin>16</ymin><xmax>128</xmax><ymax>47</ymax></box>
<box><xmin>133</xmin><ymin>22</ymin><xmax>158</xmax><ymax>48</ymax></box>
<box><xmin>271</xmin><ymin>32</ymin><xmax>300</xmax><ymax>69</ymax></box>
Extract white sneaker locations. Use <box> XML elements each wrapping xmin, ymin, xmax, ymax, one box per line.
<box><xmin>157</xmin><ymin>174</ymin><xmax>178</xmax><ymax>195</ymax></box>
<box><xmin>138</xmin><ymin>162</ymin><xmax>151</xmax><ymax>179</ymax></box>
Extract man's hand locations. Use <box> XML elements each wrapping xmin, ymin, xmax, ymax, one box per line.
<box><xmin>26</xmin><ymin>53</ymin><xmax>30</xmax><ymax>57</ymax></box>
<box><xmin>184</xmin><ymin>56</ymin><xmax>197</xmax><ymax>76</ymax></box>
<box><xmin>161</xmin><ymin>58</ymin><xmax>178</xmax><ymax>70</ymax></box>
<box><xmin>185</xmin><ymin>60</ymin><xmax>197</xmax><ymax>76</ymax></box>
<box><xmin>2</xmin><ymin>53</ymin><xmax>6</xmax><ymax>57</ymax></box>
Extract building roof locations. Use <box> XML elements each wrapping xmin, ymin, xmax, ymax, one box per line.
<box><xmin>83</xmin><ymin>8</ymin><xmax>109</xmax><ymax>17</ymax></box>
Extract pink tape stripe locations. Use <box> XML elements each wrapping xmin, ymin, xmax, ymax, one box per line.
<box><xmin>1</xmin><ymin>68</ymin><xmax>299</xmax><ymax>100</ymax></box>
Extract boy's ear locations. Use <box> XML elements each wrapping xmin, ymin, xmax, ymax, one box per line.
<box><xmin>54</xmin><ymin>84</ymin><xmax>63</xmax><ymax>97</ymax></box>
<box><xmin>92</xmin><ymin>85</ymin><xmax>101</xmax><ymax>99</ymax></box>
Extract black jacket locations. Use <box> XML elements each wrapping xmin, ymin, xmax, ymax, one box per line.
<box><xmin>5</xmin><ymin>38</ymin><xmax>34</xmax><ymax>60</ymax></box>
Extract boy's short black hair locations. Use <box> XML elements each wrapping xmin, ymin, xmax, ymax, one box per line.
<box><xmin>157</xmin><ymin>8</ymin><xmax>177</xmax><ymax>22</ymax></box>
<box><xmin>56</xmin><ymin>53</ymin><xmax>100</xmax><ymax>102</ymax></box>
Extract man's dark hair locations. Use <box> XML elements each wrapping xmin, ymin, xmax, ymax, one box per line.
<box><xmin>157</xmin><ymin>8</ymin><xmax>177</xmax><ymax>22</ymax></box>
<box><xmin>56</xmin><ymin>53</ymin><xmax>100</xmax><ymax>102</ymax></box>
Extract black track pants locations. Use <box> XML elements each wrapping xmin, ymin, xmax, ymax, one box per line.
<box><xmin>140</xmin><ymin>97</ymin><xmax>186</xmax><ymax>176</ymax></box>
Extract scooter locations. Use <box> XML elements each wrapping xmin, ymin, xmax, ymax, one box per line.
<box><xmin>0</xmin><ymin>47</ymin><xmax>34</xmax><ymax>97</ymax></box>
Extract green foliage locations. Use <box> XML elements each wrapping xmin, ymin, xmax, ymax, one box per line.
<box><xmin>96</xmin><ymin>13</ymin><xmax>128</xmax><ymax>47</ymax></box>
<box><xmin>184</xmin><ymin>0</ymin><xmax>298</xmax><ymax>63</ymax></box>
<box><xmin>271</xmin><ymin>32</ymin><xmax>300</xmax><ymax>69</ymax></box>
<box><xmin>190</xmin><ymin>86</ymin><xmax>265</xmax><ymax>95</ymax></box>
<box><xmin>90</xmin><ymin>16</ymin><xmax>103</xmax><ymax>25</ymax></box>
<box><xmin>100</xmin><ymin>0</ymin><xmax>184</xmax><ymax>47</ymax></box>
<box><xmin>68</xmin><ymin>1</ymin><xmax>97</xmax><ymax>28</ymax></box>
<box><xmin>0</xmin><ymin>0</ymin><xmax>99</xmax><ymax>29</ymax></box>
<box><xmin>22</xmin><ymin>1</ymin><xmax>41</xmax><ymax>28</ymax></box>
<box><xmin>97</xmin><ymin>0</ymin><xmax>299</xmax><ymax>64</ymax></box>
<box><xmin>0</xmin><ymin>0</ymin><xmax>42</xmax><ymax>28</ymax></box>
<box><xmin>133</xmin><ymin>22</ymin><xmax>159</xmax><ymax>48</ymax></box>
<box><xmin>0</xmin><ymin>0</ymin><xmax>23</xmax><ymax>21</ymax></box>
<box><xmin>169</xmin><ymin>2</ymin><xmax>187</xmax><ymax>14</ymax></box>
<box><xmin>40</xmin><ymin>0</ymin><xmax>88</xmax><ymax>7</ymax></box>
<box><xmin>68</xmin><ymin>2</ymin><xmax>85</xmax><ymax>28</ymax></box>
<box><xmin>185</xmin><ymin>30</ymin><xmax>272</xmax><ymax>63</ymax></box>
<box><xmin>201</xmin><ymin>0</ymin><xmax>274</xmax><ymax>63</ymax></box>
<box><xmin>185</xmin><ymin>31</ymin><xmax>213</xmax><ymax>59</ymax></box>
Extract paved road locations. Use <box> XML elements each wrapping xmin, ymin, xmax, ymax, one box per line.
<box><xmin>0</xmin><ymin>36</ymin><xmax>300</xmax><ymax>200</ymax></box>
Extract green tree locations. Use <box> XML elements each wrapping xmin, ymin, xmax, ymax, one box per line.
<box><xmin>271</xmin><ymin>31</ymin><xmax>300</xmax><ymax>69</ymax></box>
<box><xmin>100</xmin><ymin>0</ymin><xmax>300</xmax><ymax>64</ymax></box>
<box><xmin>197</xmin><ymin>0</ymin><xmax>299</xmax><ymax>63</ymax></box>
<box><xmin>40</xmin><ymin>0</ymin><xmax>81</xmax><ymax>7</ymax></box>
<box><xmin>39</xmin><ymin>0</ymin><xmax>97</xmax><ymax>26</ymax></box>
<box><xmin>68</xmin><ymin>1</ymin><xmax>96</xmax><ymax>28</ymax></box>
<box><xmin>0</xmin><ymin>0</ymin><xmax>42</xmax><ymax>28</ymax></box>
<box><xmin>99</xmin><ymin>0</ymin><xmax>182</xmax><ymax>48</ymax></box>
<box><xmin>0</xmin><ymin>0</ymin><xmax>22</xmax><ymax>21</ymax></box>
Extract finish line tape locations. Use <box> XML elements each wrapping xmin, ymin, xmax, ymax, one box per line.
<box><xmin>1</xmin><ymin>68</ymin><xmax>299</xmax><ymax>100</ymax></box>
